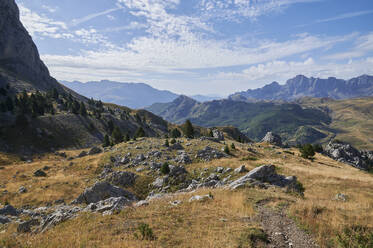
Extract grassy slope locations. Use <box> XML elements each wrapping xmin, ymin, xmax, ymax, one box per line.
<box><xmin>0</xmin><ymin>138</ymin><xmax>372</xmax><ymax>247</ymax></box>
<box><xmin>298</xmin><ymin>97</ymin><xmax>373</xmax><ymax>150</ymax></box>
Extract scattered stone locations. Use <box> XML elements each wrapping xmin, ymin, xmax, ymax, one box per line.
<box><xmin>152</xmin><ymin>176</ymin><xmax>168</xmax><ymax>188</ymax></box>
<box><xmin>39</xmin><ymin>206</ymin><xmax>82</xmax><ymax>232</ymax></box>
<box><xmin>42</xmin><ymin>166</ymin><xmax>51</xmax><ymax>171</ymax></box>
<box><xmin>84</xmin><ymin>197</ymin><xmax>132</xmax><ymax>215</ymax></box>
<box><xmin>135</xmin><ymin>200</ymin><xmax>149</xmax><ymax>207</ymax></box>
<box><xmin>234</xmin><ymin>165</ymin><xmax>248</xmax><ymax>174</ymax></box>
<box><xmin>189</xmin><ymin>194</ymin><xmax>213</xmax><ymax>202</ymax></box>
<box><xmin>18</xmin><ymin>186</ymin><xmax>27</xmax><ymax>194</ymax></box>
<box><xmin>216</xmin><ymin>167</ymin><xmax>224</xmax><ymax>173</ymax></box>
<box><xmin>88</xmin><ymin>147</ymin><xmax>102</xmax><ymax>155</ymax></box>
<box><xmin>169</xmin><ymin>143</ymin><xmax>184</xmax><ymax>150</ymax></box>
<box><xmin>212</xmin><ymin>129</ymin><xmax>225</xmax><ymax>141</ymax></box>
<box><xmin>17</xmin><ymin>219</ymin><xmax>39</xmax><ymax>233</ymax></box>
<box><xmin>224</xmin><ymin>167</ymin><xmax>233</xmax><ymax>173</ymax></box>
<box><xmin>0</xmin><ymin>215</ymin><xmax>11</xmax><ymax>224</ymax></box>
<box><xmin>0</xmin><ymin>205</ymin><xmax>20</xmax><ymax>216</ymax></box>
<box><xmin>72</xmin><ymin>182</ymin><xmax>137</xmax><ymax>204</ymax></box>
<box><xmin>170</xmin><ymin>200</ymin><xmax>182</xmax><ymax>206</ymax></box>
<box><xmin>175</xmin><ymin>151</ymin><xmax>192</xmax><ymax>164</ymax></box>
<box><xmin>335</xmin><ymin>193</ymin><xmax>348</xmax><ymax>202</ymax></box>
<box><xmin>34</xmin><ymin>169</ymin><xmax>47</xmax><ymax>177</ymax></box>
<box><xmin>196</xmin><ymin>146</ymin><xmax>228</xmax><ymax>161</ymax></box>
<box><xmin>54</xmin><ymin>199</ymin><xmax>65</xmax><ymax>205</ymax></box>
<box><xmin>77</xmin><ymin>151</ymin><xmax>87</xmax><ymax>158</ymax></box>
<box><xmin>261</xmin><ymin>132</ymin><xmax>283</xmax><ymax>147</ymax></box>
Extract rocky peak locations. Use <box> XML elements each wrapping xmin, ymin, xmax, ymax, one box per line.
<box><xmin>0</xmin><ymin>0</ymin><xmax>64</xmax><ymax>92</ymax></box>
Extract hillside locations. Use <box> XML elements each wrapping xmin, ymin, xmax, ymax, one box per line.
<box><xmin>1</xmin><ymin>137</ymin><xmax>373</xmax><ymax>247</ymax></box>
<box><xmin>147</xmin><ymin>95</ymin><xmax>332</xmax><ymax>145</ymax></box>
<box><xmin>61</xmin><ymin>80</ymin><xmax>179</xmax><ymax>109</ymax></box>
<box><xmin>230</xmin><ymin>74</ymin><xmax>373</xmax><ymax>101</ymax></box>
<box><xmin>0</xmin><ymin>0</ymin><xmax>173</xmax><ymax>153</ymax></box>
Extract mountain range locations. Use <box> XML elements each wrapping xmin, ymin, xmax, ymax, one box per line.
<box><xmin>61</xmin><ymin>80</ymin><xmax>222</xmax><ymax>109</ymax></box>
<box><xmin>229</xmin><ymin>74</ymin><xmax>373</xmax><ymax>101</ymax></box>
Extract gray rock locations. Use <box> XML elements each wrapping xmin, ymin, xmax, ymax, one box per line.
<box><xmin>72</xmin><ymin>181</ymin><xmax>137</xmax><ymax>204</ymax></box>
<box><xmin>0</xmin><ymin>215</ymin><xmax>11</xmax><ymax>224</ymax></box>
<box><xmin>261</xmin><ymin>132</ymin><xmax>282</xmax><ymax>147</ymax></box>
<box><xmin>324</xmin><ymin>141</ymin><xmax>373</xmax><ymax>170</ymax></box>
<box><xmin>0</xmin><ymin>205</ymin><xmax>19</xmax><ymax>216</ymax></box>
<box><xmin>152</xmin><ymin>176</ymin><xmax>168</xmax><ymax>188</ymax></box>
<box><xmin>84</xmin><ymin>197</ymin><xmax>132</xmax><ymax>215</ymax></box>
<box><xmin>216</xmin><ymin>167</ymin><xmax>224</xmax><ymax>173</ymax></box>
<box><xmin>17</xmin><ymin>219</ymin><xmax>39</xmax><ymax>233</ymax></box>
<box><xmin>175</xmin><ymin>151</ymin><xmax>192</xmax><ymax>164</ymax></box>
<box><xmin>88</xmin><ymin>146</ymin><xmax>102</xmax><ymax>155</ymax></box>
<box><xmin>212</xmin><ymin>129</ymin><xmax>225</xmax><ymax>141</ymax></box>
<box><xmin>196</xmin><ymin>146</ymin><xmax>228</xmax><ymax>161</ymax></box>
<box><xmin>169</xmin><ymin>165</ymin><xmax>187</xmax><ymax>178</ymax></box>
<box><xmin>135</xmin><ymin>200</ymin><xmax>149</xmax><ymax>207</ymax></box>
<box><xmin>234</xmin><ymin>165</ymin><xmax>248</xmax><ymax>174</ymax></box>
<box><xmin>19</xmin><ymin>186</ymin><xmax>27</xmax><ymax>193</ymax></box>
<box><xmin>39</xmin><ymin>206</ymin><xmax>81</xmax><ymax>232</ymax></box>
<box><xmin>170</xmin><ymin>200</ymin><xmax>182</xmax><ymax>206</ymax></box>
<box><xmin>169</xmin><ymin>143</ymin><xmax>184</xmax><ymax>150</ymax></box>
<box><xmin>189</xmin><ymin>194</ymin><xmax>213</xmax><ymax>202</ymax></box>
<box><xmin>34</xmin><ymin>169</ymin><xmax>47</xmax><ymax>177</ymax></box>
<box><xmin>335</xmin><ymin>193</ymin><xmax>348</xmax><ymax>202</ymax></box>
<box><xmin>77</xmin><ymin>151</ymin><xmax>87</xmax><ymax>158</ymax></box>
<box><xmin>105</xmin><ymin>171</ymin><xmax>136</xmax><ymax>188</ymax></box>
<box><xmin>229</xmin><ymin>164</ymin><xmax>302</xmax><ymax>193</ymax></box>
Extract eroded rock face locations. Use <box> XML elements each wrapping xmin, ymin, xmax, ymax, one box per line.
<box><xmin>324</xmin><ymin>141</ymin><xmax>373</xmax><ymax>170</ymax></box>
<box><xmin>72</xmin><ymin>181</ymin><xmax>137</xmax><ymax>204</ymax></box>
<box><xmin>84</xmin><ymin>197</ymin><xmax>132</xmax><ymax>215</ymax></box>
<box><xmin>229</xmin><ymin>165</ymin><xmax>302</xmax><ymax>193</ymax></box>
<box><xmin>104</xmin><ymin>171</ymin><xmax>137</xmax><ymax>188</ymax></box>
<box><xmin>39</xmin><ymin>206</ymin><xmax>81</xmax><ymax>232</ymax></box>
<box><xmin>0</xmin><ymin>0</ymin><xmax>65</xmax><ymax>92</ymax></box>
<box><xmin>261</xmin><ymin>132</ymin><xmax>282</xmax><ymax>147</ymax></box>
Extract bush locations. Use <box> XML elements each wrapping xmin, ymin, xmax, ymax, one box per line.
<box><xmin>103</xmin><ymin>134</ymin><xmax>110</xmax><ymax>147</ymax></box>
<box><xmin>299</xmin><ymin>144</ymin><xmax>315</xmax><ymax>160</ymax></box>
<box><xmin>136</xmin><ymin>223</ymin><xmax>155</xmax><ymax>240</ymax></box>
<box><xmin>170</xmin><ymin>138</ymin><xmax>176</xmax><ymax>144</ymax></box>
<box><xmin>313</xmin><ymin>144</ymin><xmax>323</xmax><ymax>153</ymax></box>
<box><xmin>111</xmin><ymin>126</ymin><xmax>123</xmax><ymax>144</ymax></box>
<box><xmin>183</xmin><ymin>119</ymin><xmax>194</xmax><ymax>138</ymax></box>
<box><xmin>224</xmin><ymin>145</ymin><xmax>230</xmax><ymax>154</ymax></box>
<box><xmin>170</xmin><ymin>128</ymin><xmax>181</xmax><ymax>138</ymax></box>
<box><xmin>231</xmin><ymin>143</ymin><xmax>236</xmax><ymax>150</ymax></box>
<box><xmin>164</xmin><ymin>139</ymin><xmax>169</xmax><ymax>147</ymax></box>
<box><xmin>160</xmin><ymin>162</ymin><xmax>170</xmax><ymax>174</ymax></box>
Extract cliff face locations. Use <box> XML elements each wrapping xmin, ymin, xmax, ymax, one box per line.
<box><xmin>0</xmin><ymin>0</ymin><xmax>63</xmax><ymax>92</ymax></box>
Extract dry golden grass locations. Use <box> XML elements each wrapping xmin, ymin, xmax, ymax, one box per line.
<box><xmin>1</xmin><ymin>139</ymin><xmax>373</xmax><ymax>247</ymax></box>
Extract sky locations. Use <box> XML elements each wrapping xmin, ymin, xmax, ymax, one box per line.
<box><xmin>16</xmin><ymin>0</ymin><xmax>373</xmax><ymax>96</ymax></box>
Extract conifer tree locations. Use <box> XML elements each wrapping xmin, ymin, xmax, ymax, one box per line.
<box><xmin>183</xmin><ymin>119</ymin><xmax>194</xmax><ymax>138</ymax></box>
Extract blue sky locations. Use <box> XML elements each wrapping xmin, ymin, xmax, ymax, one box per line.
<box><xmin>16</xmin><ymin>0</ymin><xmax>373</xmax><ymax>96</ymax></box>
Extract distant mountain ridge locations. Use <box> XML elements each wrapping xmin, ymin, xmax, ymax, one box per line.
<box><xmin>229</xmin><ymin>74</ymin><xmax>373</xmax><ymax>101</ymax></box>
<box><xmin>61</xmin><ymin>80</ymin><xmax>222</xmax><ymax>109</ymax></box>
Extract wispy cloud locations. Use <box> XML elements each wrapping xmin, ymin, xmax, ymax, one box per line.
<box><xmin>316</xmin><ymin>10</ymin><xmax>373</xmax><ymax>23</ymax></box>
<box><xmin>71</xmin><ymin>7</ymin><xmax>123</xmax><ymax>26</ymax></box>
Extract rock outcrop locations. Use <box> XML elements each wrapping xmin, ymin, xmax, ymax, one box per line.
<box><xmin>0</xmin><ymin>0</ymin><xmax>66</xmax><ymax>92</ymax></box>
<box><xmin>261</xmin><ymin>132</ymin><xmax>283</xmax><ymax>147</ymax></box>
<box><xmin>324</xmin><ymin>141</ymin><xmax>373</xmax><ymax>170</ymax></box>
<box><xmin>72</xmin><ymin>182</ymin><xmax>137</xmax><ymax>204</ymax></box>
<box><xmin>229</xmin><ymin>165</ymin><xmax>302</xmax><ymax>193</ymax></box>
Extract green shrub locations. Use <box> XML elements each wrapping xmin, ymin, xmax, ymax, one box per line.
<box><xmin>336</xmin><ymin>225</ymin><xmax>373</xmax><ymax>248</ymax></box>
<box><xmin>103</xmin><ymin>134</ymin><xmax>110</xmax><ymax>147</ymax></box>
<box><xmin>299</xmin><ymin>144</ymin><xmax>315</xmax><ymax>160</ymax></box>
<box><xmin>136</xmin><ymin>223</ymin><xmax>155</xmax><ymax>240</ymax></box>
<box><xmin>231</xmin><ymin>143</ymin><xmax>236</xmax><ymax>150</ymax></box>
<box><xmin>313</xmin><ymin>144</ymin><xmax>323</xmax><ymax>153</ymax></box>
<box><xmin>160</xmin><ymin>162</ymin><xmax>170</xmax><ymax>174</ymax></box>
<box><xmin>170</xmin><ymin>138</ymin><xmax>176</xmax><ymax>144</ymax></box>
<box><xmin>224</xmin><ymin>145</ymin><xmax>230</xmax><ymax>154</ymax></box>
<box><xmin>164</xmin><ymin>139</ymin><xmax>169</xmax><ymax>147</ymax></box>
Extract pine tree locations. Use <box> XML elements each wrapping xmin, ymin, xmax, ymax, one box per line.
<box><xmin>183</xmin><ymin>120</ymin><xmax>194</xmax><ymax>138</ymax></box>
<box><xmin>160</xmin><ymin>162</ymin><xmax>170</xmax><ymax>174</ymax></box>
<box><xmin>231</xmin><ymin>143</ymin><xmax>236</xmax><ymax>150</ymax></box>
<box><xmin>171</xmin><ymin>128</ymin><xmax>181</xmax><ymax>138</ymax></box>
<box><xmin>111</xmin><ymin>126</ymin><xmax>123</xmax><ymax>144</ymax></box>
<box><xmin>103</xmin><ymin>134</ymin><xmax>110</xmax><ymax>147</ymax></box>
<box><xmin>135</xmin><ymin>127</ymin><xmax>146</xmax><ymax>138</ymax></box>
<box><xmin>125</xmin><ymin>133</ymin><xmax>130</xmax><ymax>142</ymax></box>
<box><xmin>164</xmin><ymin>139</ymin><xmax>169</xmax><ymax>147</ymax></box>
<box><xmin>224</xmin><ymin>144</ymin><xmax>230</xmax><ymax>154</ymax></box>
<box><xmin>299</xmin><ymin>144</ymin><xmax>315</xmax><ymax>160</ymax></box>
<box><xmin>79</xmin><ymin>102</ymin><xmax>87</xmax><ymax>116</ymax></box>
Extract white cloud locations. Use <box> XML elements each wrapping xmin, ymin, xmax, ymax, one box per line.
<box><xmin>324</xmin><ymin>33</ymin><xmax>373</xmax><ymax>60</ymax></box>
<box><xmin>41</xmin><ymin>5</ymin><xmax>58</xmax><ymax>13</ymax></box>
<box><xmin>71</xmin><ymin>7</ymin><xmax>123</xmax><ymax>26</ymax></box>
<box><xmin>316</xmin><ymin>10</ymin><xmax>373</xmax><ymax>24</ymax></box>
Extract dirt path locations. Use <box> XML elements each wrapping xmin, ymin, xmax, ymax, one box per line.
<box><xmin>256</xmin><ymin>202</ymin><xmax>319</xmax><ymax>248</ymax></box>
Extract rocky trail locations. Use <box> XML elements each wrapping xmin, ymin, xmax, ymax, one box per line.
<box><xmin>255</xmin><ymin>200</ymin><xmax>319</xmax><ymax>248</ymax></box>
